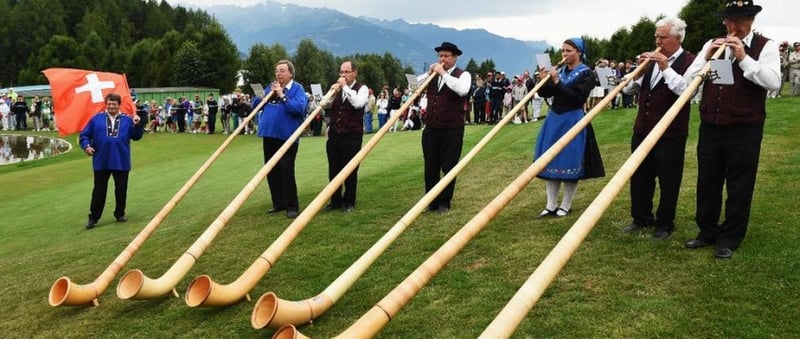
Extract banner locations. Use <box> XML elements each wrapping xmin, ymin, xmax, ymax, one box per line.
<box><xmin>42</xmin><ymin>68</ymin><xmax>135</xmax><ymax>135</ymax></box>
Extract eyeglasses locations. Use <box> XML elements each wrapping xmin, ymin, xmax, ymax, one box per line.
<box><xmin>339</xmin><ymin>70</ymin><xmax>353</xmax><ymax>74</ymax></box>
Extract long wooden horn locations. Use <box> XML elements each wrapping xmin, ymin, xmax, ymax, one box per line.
<box><xmin>115</xmin><ymin>88</ymin><xmax>336</xmax><ymax>301</ymax></box>
<box><xmin>183</xmin><ymin>72</ymin><xmax>438</xmax><ymax>308</ymax></box>
<box><xmin>250</xmin><ymin>59</ymin><xmax>565</xmax><ymax>330</ymax></box>
<box><xmin>48</xmin><ymin>92</ymin><xmax>273</xmax><ymax>307</ymax></box>
<box><xmin>279</xmin><ymin>51</ymin><xmax>663</xmax><ymax>337</ymax></box>
<box><xmin>480</xmin><ymin>44</ymin><xmax>726</xmax><ymax>338</ymax></box>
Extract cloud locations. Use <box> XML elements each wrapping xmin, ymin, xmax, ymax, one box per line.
<box><xmin>274</xmin><ymin>0</ymin><xmax>553</xmax><ymax>21</ymax></box>
<box><xmin>176</xmin><ymin>0</ymin><xmax>800</xmax><ymax>45</ymax></box>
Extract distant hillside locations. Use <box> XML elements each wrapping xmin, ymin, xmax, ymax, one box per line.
<box><xmin>362</xmin><ymin>17</ymin><xmax>551</xmax><ymax>73</ymax></box>
<box><xmin>204</xmin><ymin>1</ymin><xmax>551</xmax><ymax>74</ymax></box>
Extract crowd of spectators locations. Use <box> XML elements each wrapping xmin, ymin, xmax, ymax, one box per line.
<box><xmin>3</xmin><ymin>41</ymin><xmax>799</xmax><ymax>135</ymax></box>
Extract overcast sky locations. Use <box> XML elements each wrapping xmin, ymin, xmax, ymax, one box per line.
<box><xmin>176</xmin><ymin>0</ymin><xmax>799</xmax><ymax>47</ymax></box>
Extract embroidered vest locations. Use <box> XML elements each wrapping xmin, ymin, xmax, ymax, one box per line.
<box><xmin>425</xmin><ymin>68</ymin><xmax>467</xmax><ymax>128</ymax></box>
<box><xmin>330</xmin><ymin>82</ymin><xmax>365</xmax><ymax>135</ymax></box>
<box><xmin>699</xmin><ymin>34</ymin><xmax>769</xmax><ymax>126</ymax></box>
<box><xmin>636</xmin><ymin>50</ymin><xmax>696</xmax><ymax>138</ymax></box>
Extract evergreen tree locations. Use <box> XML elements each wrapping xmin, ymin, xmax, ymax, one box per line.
<box><xmin>127</xmin><ymin>38</ymin><xmax>161</xmax><ymax>87</ymax></box>
<box><xmin>680</xmin><ymin>0</ymin><xmax>727</xmax><ymax>53</ymax></box>
<box><xmin>172</xmin><ymin>40</ymin><xmax>209</xmax><ymax>86</ymax></box>
<box><xmin>627</xmin><ymin>17</ymin><xmax>657</xmax><ymax>60</ymax></box>
<box><xmin>243</xmin><ymin>43</ymin><xmax>281</xmax><ymax>88</ymax></box>
<box><xmin>0</xmin><ymin>0</ymin><xmax>12</xmax><ymax>86</ymax></box>
<box><xmin>351</xmin><ymin>55</ymin><xmax>385</xmax><ymax>94</ymax></box>
<box><xmin>293</xmin><ymin>39</ymin><xmax>337</xmax><ymax>91</ymax></box>
<box><xmin>196</xmin><ymin>22</ymin><xmax>240</xmax><ymax>91</ymax></box>
<box><xmin>478</xmin><ymin>59</ymin><xmax>496</xmax><ymax>75</ymax></box>
<box><xmin>19</xmin><ymin>35</ymin><xmax>86</xmax><ymax>84</ymax></box>
<box><xmin>3</xmin><ymin>0</ymin><xmax>237</xmax><ymax>89</ymax></box>
<box><xmin>465</xmin><ymin>58</ymin><xmax>480</xmax><ymax>76</ymax></box>
<box><xmin>381</xmin><ymin>52</ymin><xmax>407</xmax><ymax>89</ymax></box>
<box><xmin>81</xmin><ymin>32</ymin><xmax>107</xmax><ymax>71</ymax></box>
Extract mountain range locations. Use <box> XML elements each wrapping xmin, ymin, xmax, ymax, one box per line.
<box><xmin>200</xmin><ymin>1</ymin><xmax>551</xmax><ymax>75</ymax></box>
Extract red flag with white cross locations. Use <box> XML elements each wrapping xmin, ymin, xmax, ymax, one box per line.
<box><xmin>42</xmin><ymin>68</ymin><xmax>136</xmax><ymax>136</ymax></box>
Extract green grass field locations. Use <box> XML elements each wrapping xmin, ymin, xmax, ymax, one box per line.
<box><xmin>1</xmin><ymin>95</ymin><xmax>798</xmax><ymax>338</ymax></box>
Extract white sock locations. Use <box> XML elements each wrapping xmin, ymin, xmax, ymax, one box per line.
<box><xmin>545</xmin><ymin>180</ymin><xmax>560</xmax><ymax>211</ymax></box>
<box><xmin>560</xmin><ymin>181</ymin><xmax>579</xmax><ymax>211</ymax></box>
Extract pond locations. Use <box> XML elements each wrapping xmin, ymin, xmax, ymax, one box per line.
<box><xmin>0</xmin><ymin>134</ymin><xmax>73</xmax><ymax>165</ymax></box>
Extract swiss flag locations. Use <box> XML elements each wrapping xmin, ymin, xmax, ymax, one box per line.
<box><xmin>42</xmin><ymin>68</ymin><xmax>136</xmax><ymax>136</ymax></box>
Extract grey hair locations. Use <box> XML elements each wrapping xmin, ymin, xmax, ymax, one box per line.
<box><xmin>656</xmin><ymin>17</ymin><xmax>687</xmax><ymax>43</ymax></box>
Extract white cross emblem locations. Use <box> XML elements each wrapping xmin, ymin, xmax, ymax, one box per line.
<box><xmin>74</xmin><ymin>73</ymin><xmax>116</xmax><ymax>103</ymax></box>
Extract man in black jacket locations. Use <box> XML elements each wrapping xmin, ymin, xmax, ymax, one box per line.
<box><xmin>489</xmin><ymin>72</ymin><xmax>508</xmax><ymax>123</ymax></box>
<box><xmin>11</xmin><ymin>96</ymin><xmax>28</xmax><ymax>131</ymax></box>
<box><xmin>206</xmin><ymin>93</ymin><xmax>219</xmax><ymax>134</ymax></box>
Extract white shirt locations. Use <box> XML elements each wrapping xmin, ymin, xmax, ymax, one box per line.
<box><xmin>377</xmin><ymin>98</ymin><xmax>388</xmax><ymax>113</ymax></box>
<box><xmin>624</xmin><ymin>47</ymin><xmax>690</xmax><ymax>96</ymax></box>
<box><xmin>787</xmin><ymin>50</ymin><xmax>800</xmax><ymax>70</ymax></box>
<box><xmin>683</xmin><ymin>31</ymin><xmax>781</xmax><ymax>92</ymax></box>
<box><xmin>341</xmin><ymin>81</ymin><xmax>369</xmax><ymax>109</ymax></box>
<box><xmin>424</xmin><ymin>65</ymin><xmax>472</xmax><ymax>96</ymax></box>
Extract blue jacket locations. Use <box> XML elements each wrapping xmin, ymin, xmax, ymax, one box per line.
<box><xmin>257</xmin><ymin>81</ymin><xmax>307</xmax><ymax>142</ymax></box>
<box><xmin>79</xmin><ymin>112</ymin><xmax>144</xmax><ymax>171</ymax></box>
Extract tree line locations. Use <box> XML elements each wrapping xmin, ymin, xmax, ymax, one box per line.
<box><xmin>240</xmin><ymin>39</ymin><xmax>416</xmax><ymax>96</ymax></box>
<box><xmin>544</xmin><ymin>0</ymin><xmax>727</xmax><ymax>67</ymax></box>
<box><xmin>0</xmin><ymin>0</ymin><xmax>240</xmax><ymax>91</ymax></box>
<box><xmin>1</xmin><ymin>0</ymin><xmax>733</xmax><ymax>94</ymax></box>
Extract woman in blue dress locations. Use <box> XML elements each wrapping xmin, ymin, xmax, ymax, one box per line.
<box><xmin>534</xmin><ymin>38</ymin><xmax>605</xmax><ymax>217</ymax></box>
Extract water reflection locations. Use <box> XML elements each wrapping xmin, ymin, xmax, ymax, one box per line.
<box><xmin>0</xmin><ymin>134</ymin><xmax>72</xmax><ymax>165</ymax></box>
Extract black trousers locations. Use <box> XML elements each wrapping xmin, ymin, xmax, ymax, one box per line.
<box><xmin>695</xmin><ymin>123</ymin><xmax>763</xmax><ymax>249</ymax></box>
<box><xmin>263</xmin><ymin>137</ymin><xmax>299</xmax><ymax>212</ymax></box>
<box><xmin>630</xmin><ymin>133</ymin><xmax>687</xmax><ymax>231</ymax></box>
<box><xmin>176</xmin><ymin>112</ymin><xmax>186</xmax><ymax>132</ymax></box>
<box><xmin>207</xmin><ymin>113</ymin><xmax>216</xmax><ymax>134</ymax></box>
<box><xmin>89</xmin><ymin>170</ymin><xmax>129</xmax><ymax>221</ymax></box>
<box><xmin>473</xmin><ymin>101</ymin><xmax>485</xmax><ymax>124</ymax></box>
<box><xmin>326</xmin><ymin>133</ymin><xmax>363</xmax><ymax>207</ymax></box>
<box><xmin>16</xmin><ymin>113</ymin><xmax>27</xmax><ymax>130</ymax></box>
<box><xmin>490</xmin><ymin>98</ymin><xmax>503</xmax><ymax>123</ymax></box>
<box><xmin>422</xmin><ymin>126</ymin><xmax>464</xmax><ymax>209</ymax></box>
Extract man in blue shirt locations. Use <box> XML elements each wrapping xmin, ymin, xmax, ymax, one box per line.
<box><xmin>258</xmin><ymin>60</ymin><xmax>308</xmax><ymax>218</ymax></box>
<box><xmin>79</xmin><ymin>93</ymin><xmax>144</xmax><ymax>229</ymax></box>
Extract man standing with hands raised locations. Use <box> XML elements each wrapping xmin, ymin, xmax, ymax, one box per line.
<box><xmin>621</xmin><ymin>17</ymin><xmax>695</xmax><ymax>240</ymax></box>
<box><xmin>259</xmin><ymin>60</ymin><xmax>308</xmax><ymax>219</ymax></box>
<box><xmin>325</xmin><ymin>60</ymin><xmax>369</xmax><ymax>212</ymax></box>
<box><xmin>682</xmin><ymin>0</ymin><xmax>780</xmax><ymax>258</ymax></box>
<box><xmin>422</xmin><ymin>42</ymin><xmax>471</xmax><ymax>213</ymax></box>
<box><xmin>80</xmin><ymin>93</ymin><xmax>144</xmax><ymax>229</ymax></box>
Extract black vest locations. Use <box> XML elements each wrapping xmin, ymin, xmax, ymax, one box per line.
<box><xmin>635</xmin><ymin>50</ymin><xmax>696</xmax><ymax>138</ymax></box>
<box><xmin>700</xmin><ymin>34</ymin><xmax>769</xmax><ymax>126</ymax></box>
<box><xmin>330</xmin><ymin>82</ymin><xmax>365</xmax><ymax>135</ymax></box>
<box><xmin>425</xmin><ymin>68</ymin><xmax>467</xmax><ymax>128</ymax></box>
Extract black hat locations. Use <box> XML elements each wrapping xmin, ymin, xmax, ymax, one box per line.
<box><xmin>434</xmin><ymin>42</ymin><xmax>463</xmax><ymax>56</ymax></box>
<box><xmin>716</xmin><ymin>0</ymin><xmax>762</xmax><ymax>17</ymax></box>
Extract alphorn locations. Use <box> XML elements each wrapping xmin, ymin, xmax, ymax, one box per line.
<box><xmin>115</xmin><ymin>87</ymin><xmax>337</xmax><ymax>300</ymax></box>
<box><xmin>274</xmin><ymin>51</ymin><xmax>660</xmax><ymax>338</ymax></box>
<box><xmin>48</xmin><ymin>92</ymin><xmax>274</xmax><ymax>307</ymax></box>
<box><xmin>183</xmin><ymin>72</ymin><xmax>438</xmax><ymax>308</ymax></box>
<box><xmin>479</xmin><ymin>44</ymin><xmax>726</xmax><ymax>338</ymax></box>
<box><xmin>251</xmin><ymin>59</ymin><xmax>565</xmax><ymax>330</ymax></box>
